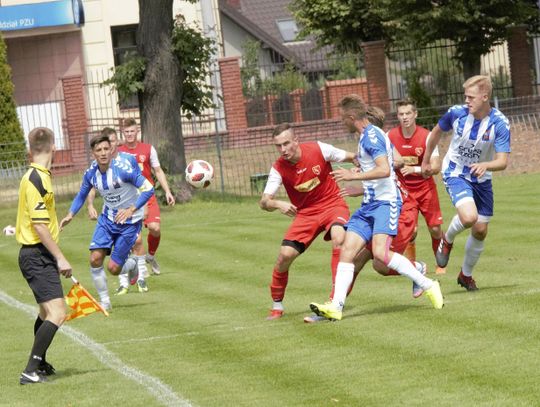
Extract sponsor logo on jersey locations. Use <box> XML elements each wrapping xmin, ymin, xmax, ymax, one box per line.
<box><xmin>312</xmin><ymin>165</ymin><xmax>321</xmax><ymax>175</ymax></box>
<box><xmin>402</xmin><ymin>156</ymin><xmax>418</xmax><ymax>165</ymax></box>
<box><xmin>296</xmin><ymin>168</ymin><xmax>307</xmax><ymax>174</ymax></box>
<box><xmin>294</xmin><ymin>177</ymin><xmax>320</xmax><ymax>192</ymax></box>
<box><xmin>458</xmin><ymin>144</ymin><xmax>481</xmax><ymax>160</ymax></box>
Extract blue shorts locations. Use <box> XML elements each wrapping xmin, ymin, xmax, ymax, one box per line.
<box><xmin>90</xmin><ymin>215</ymin><xmax>142</xmax><ymax>266</ymax></box>
<box><xmin>346</xmin><ymin>200</ymin><xmax>401</xmax><ymax>243</ymax></box>
<box><xmin>444</xmin><ymin>177</ymin><xmax>494</xmax><ymax>218</ymax></box>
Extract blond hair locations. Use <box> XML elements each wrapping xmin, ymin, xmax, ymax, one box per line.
<box><xmin>338</xmin><ymin>94</ymin><xmax>368</xmax><ymax>120</ymax></box>
<box><xmin>28</xmin><ymin>127</ymin><xmax>54</xmax><ymax>154</ymax></box>
<box><xmin>463</xmin><ymin>75</ymin><xmax>492</xmax><ymax>98</ymax></box>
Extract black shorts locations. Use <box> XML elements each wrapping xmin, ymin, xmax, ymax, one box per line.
<box><xmin>18</xmin><ymin>244</ymin><xmax>64</xmax><ymax>304</ymax></box>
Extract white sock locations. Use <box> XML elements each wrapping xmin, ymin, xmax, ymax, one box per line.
<box><xmin>272</xmin><ymin>301</ymin><xmax>284</xmax><ymax>311</ymax></box>
<box><xmin>118</xmin><ymin>257</ymin><xmax>136</xmax><ymax>287</ymax></box>
<box><xmin>387</xmin><ymin>253</ymin><xmax>433</xmax><ymax>290</ymax></box>
<box><xmin>332</xmin><ymin>262</ymin><xmax>355</xmax><ymax>310</ymax></box>
<box><xmin>136</xmin><ymin>255</ymin><xmax>147</xmax><ymax>282</ymax></box>
<box><xmin>445</xmin><ymin>215</ymin><xmax>465</xmax><ymax>243</ymax></box>
<box><xmin>90</xmin><ymin>266</ymin><xmax>109</xmax><ymax>304</ymax></box>
<box><xmin>462</xmin><ymin>235</ymin><xmax>484</xmax><ymax>277</ymax></box>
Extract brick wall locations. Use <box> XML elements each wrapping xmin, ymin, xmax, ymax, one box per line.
<box><xmin>362</xmin><ymin>40</ymin><xmax>390</xmax><ymax>112</ymax></box>
<box><xmin>321</xmin><ymin>78</ymin><xmax>369</xmax><ymax>119</ymax></box>
<box><xmin>218</xmin><ymin>57</ymin><xmax>248</xmax><ymax>131</ymax></box>
<box><xmin>61</xmin><ymin>75</ymin><xmax>89</xmax><ymax>173</ymax></box>
<box><xmin>508</xmin><ymin>26</ymin><xmax>533</xmax><ymax>97</ymax></box>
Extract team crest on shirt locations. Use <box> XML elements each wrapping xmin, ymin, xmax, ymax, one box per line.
<box><xmin>415</xmin><ymin>147</ymin><xmax>423</xmax><ymax>156</ymax></box>
<box><xmin>139</xmin><ymin>155</ymin><xmax>147</xmax><ymax>163</ymax></box>
<box><xmin>482</xmin><ymin>129</ymin><xmax>491</xmax><ymax>141</ymax></box>
<box><xmin>312</xmin><ymin>165</ymin><xmax>321</xmax><ymax>175</ymax></box>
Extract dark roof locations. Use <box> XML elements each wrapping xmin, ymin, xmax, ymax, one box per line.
<box><xmin>218</xmin><ymin>0</ymin><xmax>331</xmax><ymax>71</ymax></box>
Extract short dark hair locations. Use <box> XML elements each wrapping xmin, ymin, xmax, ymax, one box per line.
<box><xmin>101</xmin><ymin>127</ymin><xmax>117</xmax><ymax>138</ymax></box>
<box><xmin>396</xmin><ymin>98</ymin><xmax>417</xmax><ymax>111</ymax></box>
<box><xmin>338</xmin><ymin>94</ymin><xmax>367</xmax><ymax>119</ymax></box>
<box><xmin>122</xmin><ymin>118</ymin><xmax>137</xmax><ymax>128</ymax></box>
<box><xmin>90</xmin><ymin>134</ymin><xmax>111</xmax><ymax>150</ymax></box>
<box><xmin>28</xmin><ymin>127</ymin><xmax>54</xmax><ymax>154</ymax></box>
<box><xmin>272</xmin><ymin>122</ymin><xmax>291</xmax><ymax>137</ymax></box>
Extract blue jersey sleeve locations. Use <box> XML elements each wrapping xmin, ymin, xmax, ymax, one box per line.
<box><xmin>494</xmin><ymin>119</ymin><xmax>511</xmax><ymax>153</ymax></box>
<box><xmin>438</xmin><ymin>105</ymin><xmax>464</xmax><ymax>132</ymax></box>
<box><xmin>69</xmin><ymin>169</ymin><xmax>94</xmax><ymax>215</ymax></box>
<box><xmin>362</xmin><ymin>127</ymin><xmax>387</xmax><ymax>160</ymax></box>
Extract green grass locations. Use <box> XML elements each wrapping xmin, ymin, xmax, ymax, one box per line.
<box><xmin>0</xmin><ymin>173</ymin><xmax>539</xmax><ymax>407</ymax></box>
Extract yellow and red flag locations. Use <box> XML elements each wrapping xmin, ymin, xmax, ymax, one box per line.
<box><xmin>65</xmin><ymin>277</ymin><xmax>109</xmax><ymax>321</ymax></box>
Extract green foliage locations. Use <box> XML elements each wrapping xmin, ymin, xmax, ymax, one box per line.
<box><xmin>101</xmin><ymin>52</ymin><xmax>146</xmax><ymax>103</ymax></box>
<box><xmin>170</xmin><ymin>16</ymin><xmax>216</xmax><ymax>118</ymax></box>
<box><xmin>327</xmin><ymin>52</ymin><xmax>364</xmax><ymax>80</ymax></box>
<box><xmin>491</xmin><ymin>65</ymin><xmax>513</xmax><ymax>99</ymax></box>
<box><xmin>262</xmin><ymin>63</ymin><xmax>309</xmax><ymax>95</ymax></box>
<box><xmin>102</xmin><ymin>15</ymin><xmax>215</xmax><ymax>118</ymax></box>
<box><xmin>0</xmin><ymin>33</ymin><xmax>25</xmax><ymax>163</ymax></box>
<box><xmin>290</xmin><ymin>0</ymin><xmax>387</xmax><ymax>52</ymax></box>
<box><xmin>240</xmin><ymin>38</ymin><xmax>264</xmax><ymax>98</ymax></box>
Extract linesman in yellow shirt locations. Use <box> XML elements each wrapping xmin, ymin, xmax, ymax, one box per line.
<box><xmin>16</xmin><ymin>127</ymin><xmax>72</xmax><ymax>385</ymax></box>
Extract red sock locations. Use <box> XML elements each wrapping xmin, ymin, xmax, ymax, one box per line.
<box><xmin>148</xmin><ymin>234</ymin><xmax>161</xmax><ymax>256</ymax></box>
<box><xmin>270</xmin><ymin>269</ymin><xmax>288</xmax><ymax>302</ymax></box>
<box><xmin>432</xmin><ymin>237</ymin><xmax>441</xmax><ymax>256</ymax></box>
<box><xmin>329</xmin><ymin>248</ymin><xmax>340</xmax><ymax>299</ymax></box>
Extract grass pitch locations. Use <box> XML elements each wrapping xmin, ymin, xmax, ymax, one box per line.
<box><xmin>0</xmin><ymin>173</ymin><xmax>539</xmax><ymax>407</ymax></box>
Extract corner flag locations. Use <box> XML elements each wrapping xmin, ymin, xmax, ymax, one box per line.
<box><xmin>65</xmin><ymin>276</ymin><xmax>109</xmax><ymax>321</ymax></box>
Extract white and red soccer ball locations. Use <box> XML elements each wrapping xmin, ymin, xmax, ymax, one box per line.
<box><xmin>185</xmin><ymin>160</ymin><xmax>214</xmax><ymax>189</ymax></box>
<box><xmin>3</xmin><ymin>225</ymin><xmax>15</xmax><ymax>236</ymax></box>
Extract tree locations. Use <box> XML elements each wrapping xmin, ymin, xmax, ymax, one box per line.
<box><xmin>290</xmin><ymin>0</ymin><xmax>540</xmax><ymax>77</ymax></box>
<box><xmin>383</xmin><ymin>0</ymin><xmax>540</xmax><ymax>79</ymax></box>
<box><xmin>104</xmin><ymin>1</ymin><xmax>215</xmax><ymax>200</ymax></box>
<box><xmin>0</xmin><ymin>32</ymin><xmax>25</xmax><ymax>164</ymax></box>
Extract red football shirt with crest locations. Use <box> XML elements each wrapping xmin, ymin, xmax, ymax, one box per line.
<box><xmin>272</xmin><ymin>142</ymin><xmax>345</xmax><ymax>214</ymax></box>
<box><xmin>118</xmin><ymin>142</ymin><xmax>155</xmax><ymax>184</ymax></box>
<box><xmin>388</xmin><ymin>126</ymin><xmax>436</xmax><ymax>191</ymax></box>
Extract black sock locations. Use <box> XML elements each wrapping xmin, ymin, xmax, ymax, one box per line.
<box><xmin>25</xmin><ymin>320</ymin><xmax>58</xmax><ymax>373</ymax></box>
<box><xmin>33</xmin><ymin>316</ymin><xmax>47</xmax><ymax>363</ymax></box>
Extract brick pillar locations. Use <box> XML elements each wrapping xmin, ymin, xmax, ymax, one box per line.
<box><xmin>362</xmin><ymin>40</ymin><xmax>390</xmax><ymax>111</ymax></box>
<box><xmin>218</xmin><ymin>57</ymin><xmax>248</xmax><ymax>131</ymax></box>
<box><xmin>290</xmin><ymin>89</ymin><xmax>304</xmax><ymax>123</ymax></box>
<box><xmin>62</xmin><ymin>75</ymin><xmax>88</xmax><ymax>170</ymax></box>
<box><xmin>508</xmin><ymin>25</ymin><xmax>533</xmax><ymax>97</ymax></box>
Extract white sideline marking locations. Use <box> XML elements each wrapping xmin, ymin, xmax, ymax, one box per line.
<box><xmin>0</xmin><ymin>289</ymin><xmax>193</xmax><ymax>407</ymax></box>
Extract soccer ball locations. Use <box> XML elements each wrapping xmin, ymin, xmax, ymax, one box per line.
<box><xmin>185</xmin><ymin>160</ymin><xmax>214</xmax><ymax>188</ymax></box>
<box><xmin>3</xmin><ymin>225</ymin><xmax>15</xmax><ymax>236</ymax></box>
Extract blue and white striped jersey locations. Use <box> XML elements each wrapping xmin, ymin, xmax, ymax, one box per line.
<box><xmin>439</xmin><ymin>105</ymin><xmax>511</xmax><ymax>183</ymax></box>
<box><xmin>69</xmin><ymin>157</ymin><xmax>154</xmax><ymax>224</ymax></box>
<box><xmin>357</xmin><ymin>124</ymin><xmax>401</xmax><ymax>204</ymax></box>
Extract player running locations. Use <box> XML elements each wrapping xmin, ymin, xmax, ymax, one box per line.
<box><xmin>422</xmin><ymin>75</ymin><xmax>511</xmax><ymax>291</ymax></box>
<box><xmin>310</xmin><ymin>94</ymin><xmax>444</xmax><ymax>321</ymax></box>
<box><xmin>60</xmin><ymin>134</ymin><xmax>154</xmax><ymax>310</ymax></box>
<box><xmin>388</xmin><ymin>99</ymin><xmax>445</xmax><ymax>273</ymax></box>
<box><xmin>260</xmin><ymin>123</ymin><xmax>358</xmax><ymax>320</ymax></box>
<box><xmin>118</xmin><ymin>118</ymin><xmax>175</xmax><ymax>276</ymax></box>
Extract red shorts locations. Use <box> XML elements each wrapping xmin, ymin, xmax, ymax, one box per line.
<box><xmin>283</xmin><ymin>204</ymin><xmax>349</xmax><ymax>250</ymax></box>
<box><xmin>408</xmin><ymin>183</ymin><xmax>443</xmax><ymax>227</ymax></box>
<box><xmin>390</xmin><ymin>195</ymin><xmax>417</xmax><ymax>254</ymax></box>
<box><xmin>144</xmin><ymin>195</ymin><xmax>161</xmax><ymax>226</ymax></box>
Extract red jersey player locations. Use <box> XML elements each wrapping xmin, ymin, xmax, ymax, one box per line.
<box><xmin>118</xmin><ymin>118</ymin><xmax>175</xmax><ymax>281</ymax></box>
<box><xmin>387</xmin><ymin>99</ymin><xmax>445</xmax><ymax>274</ymax></box>
<box><xmin>260</xmin><ymin>123</ymin><xmax>357</xmax><ymax>320</ymax></box>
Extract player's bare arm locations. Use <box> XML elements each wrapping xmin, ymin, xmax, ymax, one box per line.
<box><xmin>422</xmin><ymin>124</ymin><xmax>443</xmax><ymax>176</ymax></box>
<box><xmin>153</xmin><ymin>166</ymin><xmax>175</xmax><ymax>206</ymax></box>
<box><xmin>393</xmin><ymin>148</ymin><xmax>404</xmax><ymax>170</ymax></box>
<box><xmin>59</xmin><ymin>212</ymin><xmax>74</xmax><ymax>230</ymax></box>
<box><xmin>33</xmin><ymin>223</ymin><xmax>72</xmax><ymax>278</ymax></box>
<box><xmin>86</xmin><ymin>188</ymin><xmax>98</xmax><ymax>220</ymax></box>
<box><xmin>260</xmin><ymin>193</ymin><xmax>297</xmax><ymax>217</ymax></box>
<box><xmin>470</xmin><ymin>152</ymin><xmax>509</xmax><ymax>177</ymax></box>
<box><xmin>332</xmin><ymin>155</ymin><xmax>390</xmax><ymax>182</ymax></box>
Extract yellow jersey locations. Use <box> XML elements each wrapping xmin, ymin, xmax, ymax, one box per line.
<box><xmin>16</xmin><ymin>163</ymin><xmax>59</xmax><ymax>245</ymax></box>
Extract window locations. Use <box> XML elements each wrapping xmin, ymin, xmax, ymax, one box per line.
<box><xmin>276</xmin><ymin>19</ymin><xmax>298</xmax><ymax>43</ymax></box>
<box><xmin>110</xmin><ymin>25</ymin><xmax>139</xmax><ymax>109</ymax></box>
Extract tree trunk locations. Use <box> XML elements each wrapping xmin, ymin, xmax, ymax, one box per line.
<box><xmin>137</xmin><ymin>0</ymin><xmax>185</xmax><ymax>176</ymax></box>
<box><xmin>461</xmin><ymin>56</ymin><xmax>481</xmax><ymax>81</ymax></box>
